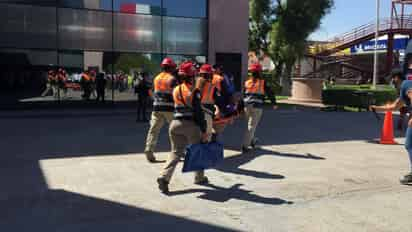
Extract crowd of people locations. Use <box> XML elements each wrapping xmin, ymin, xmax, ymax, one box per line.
<box><xmin>42</xmin><ymin>68</ymin><xmax>148</xmax><ymax>102</ymax></box>
<box><xmin>140</xmin><ymin>58</ymin><xmax>277</xmax><ymax>194</ymax></box>
<box><xmin>42</xmin><ymin>68</ymin><xmax>107</xmax><ymax>101</ymax></box>
<box><xmin>41</xmin><ymin>68</ymin><xmax>69</xmax><ymax>99</ymax></box>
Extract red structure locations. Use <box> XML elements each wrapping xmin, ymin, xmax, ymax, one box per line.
<box><xmin>120</xmin><ymin>3</ymin><xmax>136</xmax><ymax>14</ymax></box>
<box><xmin>316</xmin><ymin>0</ymin><xmax>412</xmax><ymax>74</ymax></box>
<box><xmin>388</xmin><ymin>0</ymin><xmax>412</xmax><ymax>72</ymax></box>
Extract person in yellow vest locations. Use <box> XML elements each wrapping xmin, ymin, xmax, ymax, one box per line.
<box><xmin>157</xmin><ymin>61</ymin><xmax>209</xmax><ymax>194</ymax></box>
<box><xmin>196</xmin><ymin>64</ymin><xmax>218</xmax><ymax>142</ymax></box>
<box><xmin>242</xmin><ymin>63</ymin><xmax>277</xmax><ymax>153</ymax></box>
<box><xmin>144</xmin><ymin>58</ymin><xmax>178</xmax><ymax>163</ymax></box>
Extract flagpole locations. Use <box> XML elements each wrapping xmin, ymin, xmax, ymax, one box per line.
<box><xmin>373</xmin><ymin>0</ymin><xmax>380</xmax><ymax>88</ymax></box>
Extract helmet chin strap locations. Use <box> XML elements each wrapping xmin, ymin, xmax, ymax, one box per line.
<box><xmin>182</xmin><ymin>75</ymin><xmax>194</xmax><ymax>84</ymax></box>
<box><xmin>252</xmin><ymin>72</ymin><xmax>262</xmax><ymax>79</ymax></box>
<box><xmin>202</xmin><ymin>73</ymin><xmax>212</xmax><ymax>80</ymax></box>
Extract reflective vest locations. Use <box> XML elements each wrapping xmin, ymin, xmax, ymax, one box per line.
<box><xmin>48</xmin><ymin>75</ymin><xmax>56</xmax><ymax>84</ymax></box>
<box><xmin>173</xmin><ymin>83</ymin><xmax>194</xmax><ymax>119</ymax></box>
<box><xmin>212</xmin><ymin>74</ymin><xmax>224</xmax><ymax>92</ymax></box>
<box><xmin>58</xmin><ymin>74</ymin><xmax>66</xmax><ymax>82</ymax></box>
<box><xmin>153</xmin><ymin>72</ymin><xmax>175</xmax><ymax>111</ymax></box>
<box><xmin>82</xmin><ymin>74</ymin><xmax>91</xmax><ymax>82</ymax></box>
<box><xmin>244</xmin><ymin>78</ymin><xmax>265</xmax><ymax>105</ymax></box>
<box><xmin>199</xmin><ymin>79</ymin><xmax>215</xmax><ymax>115</ymax></box>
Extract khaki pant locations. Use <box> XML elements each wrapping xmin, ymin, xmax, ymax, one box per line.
<box><xmin>242</xmin><ymin>105</ymin><xmax>263</xmax><ymax>147</ymax></box>
<box><xmin>204</xmin><ymin>113</ymin><xmax>213</xmax><ymax>142</ymax></box>
<box><xmin>213</xmin><ymin>123</ymin><xmax>227</xmax><ymax>134</ymax></box>
<box><xmin>160</xmin><ymin>119</ymin><xmax>205</xmax><ymax>182</ymax></box>
<box><xmin>145</xmin><ymin>111</ymin><xmax>174</xmax><ymax>153</ymax></box>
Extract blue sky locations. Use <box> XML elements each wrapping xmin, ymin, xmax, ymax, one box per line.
<box><xmin>310</xmin><ymin>0</ymin><xmax>394</xmax><ymax>41</ymax></box>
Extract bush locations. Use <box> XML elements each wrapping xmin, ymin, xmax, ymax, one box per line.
<box><xmin>322</xmin><ymin>87</ymin><xmax>397</xmax><ymax>110</ymax></box>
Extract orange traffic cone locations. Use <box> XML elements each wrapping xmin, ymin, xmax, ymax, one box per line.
<box><xmin>380</xmin><ymin>111</ymin><xmax>397</xmax><ymax>145</ymax></box>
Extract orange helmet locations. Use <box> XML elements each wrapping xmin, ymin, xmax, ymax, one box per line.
<box><xmin>161</xmin><ymin>57</ymin><xmax>177</xmax><ymax>68</ymax></box>
<box><xmin>249</xmin><ymin>63</ymin><xmax>263</xmax><ymax>73</ymax></box>
<box><xmin>178</xmin><ymin>61</ymin><xmax>196</xmax><ymax>76</ymax></box>
<box><xmin>199</xmin><ymin>64</ymin><xmax>213</xmax><ymax>74</ymax></box>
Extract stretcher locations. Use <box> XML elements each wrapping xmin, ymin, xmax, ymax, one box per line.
<box><xmin>213</xmin><ymin>112</ymin><xmax>242</xmax><ymax>126</ymax></box>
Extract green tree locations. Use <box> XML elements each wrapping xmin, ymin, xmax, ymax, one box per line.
<box><xmin>113</xmin><ymin>54</ymin><xmax>160</xmax><ymax>75</ymax></box>
<box><xmin>249</xmin><ymin>0</ymin><xmax>334</xmax><ymax>94</ymax></box>
<box><xmin>249</xmin><ymin>0</ymin><xmax>274</xmax><ymax>55</ymax></box>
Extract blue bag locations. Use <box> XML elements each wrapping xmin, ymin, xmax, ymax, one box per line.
<box><xmin>182</xmin><ymin>142</ymin><xmax>224</xmax><ymax>173</ymax></box>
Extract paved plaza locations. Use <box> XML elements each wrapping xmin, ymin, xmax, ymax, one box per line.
<box><xmin>1</xmin><ymin>108</ymin><xmax>411</xmax><ymax>232</ymax></box>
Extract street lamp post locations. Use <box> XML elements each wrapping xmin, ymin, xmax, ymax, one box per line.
<box><xmin>373</xmin><ymin>0</ymin><xmax>380</xmax><ymax>88</ymax></box>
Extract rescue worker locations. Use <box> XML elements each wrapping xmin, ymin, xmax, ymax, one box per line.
<box><xmin>42</xmin><ymin>70</ymin><xmax>56</xmax><ymax>97</ymax></box>
<box><xmin>90</xmin><ymin>70</ymin><xmax>97</xmax><ymax>99</ymax></box>
<box><xmin>242</xmin><ymin>63</ymin><xmax>277</xmax><ymax>153</ymax></box>
<box><xmin>136</xmin><ymin>72</ymin><xmax>151</xmax><ymax>122</ymax></box>
<box><xmin>96</xmin><ymin>72</ymin><xmax>107</xmax><ymax>103</ymax></box>
<box><xmin>50</xmin><ymin>70</ymin><xmax>58</xmax><ymax>98</ymax></box>
<box><xmin>57</xmin><ymin>68</ymin><xmax>68</xmax><ymax>99</ymax></box>
<box><xmin>212</xmin><ymin>65</ymin><xmax>223</xmax><ymax>90</ymax></box>
<box><xmin>213</xmin><ymin>92</ymin><xmax>244</xmax><ymax>142</ymax></box>
<box><xmin>144</xmin><ymin>58</ymin><xmax>178</xmax><ymax>163</ymax></box>
<box><xmin>212</xmin><ymin>64</ymin><xmax>232</xmax><ymax>141</ymax></box>
<box><xmin>157</xmin><ymin>61</ymin><xmax>209</xmax><ymax>194</ymax></box>
<box><xmin>370</xmin><ymin>71</ymin><xmax>412</xmax><ymax>184</ymax></box>
<box><xmin>81</xmin><ymin>70</ymin><xmax>92</xmax><ymax>100</ymax></box>
<box><xmin>196</xmin><ymin>64</ymin><xmax>218</xmax><ymax>141</ymax></box>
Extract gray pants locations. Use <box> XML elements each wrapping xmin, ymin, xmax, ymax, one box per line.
<box><xmin>243</xmin><ymin>105</ymin><xmax>263</xmax><ymax>147</ymax></box>
<box><xmin>145</xmin><ymin>111</ymin><xmax>174</xmax><ymax>153</ymax></box>
<box><xmin>160</xmin><ymin>119</ymin><xmax>205</xmax><ymax>182</ymax></box>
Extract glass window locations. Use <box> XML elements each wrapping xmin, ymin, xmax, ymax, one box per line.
<box><xmin>0</xmin><ymin>49</ymin><xmax>58</xmax><ymax>103</ymax></box>
<box><xmin>163</xmin><ymin>17</ymin><xmax>207</xmax><ymax>55</ymax></box>
<box><xmin>114</xmin><ymin>0</ymin><xmax>161</xmax><ymax>15</ymax></box>
<box><xmin>0</xmin><ymin>1</ymin><xmax>57</xmax><ymax>6</ymax></box>
<box><xmin>0</xmin><ymin>49</ymin><xmax>57</xmax><ymax>66</ymax></box>
<box><xmin>112</xmin><ymin>53</ymin><xmax>161</xmax><ymax>101</ymax></box>
<box><xmin>163</xmin><ymin>0</ymin><xmax>207</xmax><ymax>18</ymax></box>
<box><xmin>58</xmin><ymin>51</ymin><xmax>114</xmax><ymax>101</ymax></box>
<box><xmin>0</xmin><ymin>4</ymin><xmax>57</xmax><ymax>49</ymax></box>
<box><xmin>59</xmin><ymin>0</ymin><xmax>112</xmax><ymax>11</ymax></box>
<box><xmin>114</xmin><ymin>13</ymin><xmax>161</xmax><ymax>53</ymax></box>
<box><xmin>165</xmin><ymin>54</ymin><xmax>206</xmax><ymax>66</ymax></box>
<box><xmin>58</xmin><ymin>8</ymin><xmax>113</xmax><ymax>51</ymax></box>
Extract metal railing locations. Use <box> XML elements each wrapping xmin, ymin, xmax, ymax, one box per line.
<box><xmin>313</xmin><ymin>16</ymin><xmax>412</xmax><ymax>55</ymax></box>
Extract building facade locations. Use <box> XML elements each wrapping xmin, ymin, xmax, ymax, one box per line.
<box><xmin>0</xmin><ymin>0</ymin><xmax>248</xmax><ymax>105</ymax></box>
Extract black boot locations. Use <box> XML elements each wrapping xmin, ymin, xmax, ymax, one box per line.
<box><xmin>157</xmin><ymin>177</ymin><xmax>169</xmax><ymax>193</ymax></box>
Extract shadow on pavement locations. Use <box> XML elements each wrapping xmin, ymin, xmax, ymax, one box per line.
<box><xmin>215</xmin><ymin>152</ymin><xmax>286</xmax><ymax>179</ymax></box>
<box><xmin>0</xmin><ymin>110</ymin><xmax>388</xmax><ymax>231</ymax></box>
<box><xmin>215</xmin><ymin>148</ymin><xmax>324</xmax><ymax>179</ymax></box>
<box><xmin>254</xmin><ymin>148</ymin><xmax>326</xmax><ymax>160</ymax></box>
<box><xmin>0</xmin><ymin>189</ymin><xmax>238</xmax><ymax>232</ymax></box>
<box><xmin>221</xmin><ymin>110</ymin><xmax>394</xmax><ymax>148</ymax></box>
<box><xmin>168</xmin><ymin>184</ymin><xmax>293</xmax><ymax>205</ymax></box>
<box><xmin>0</xmin><ymin>115</ymin><xmax>171</xmax><ymax>163</ymax></box>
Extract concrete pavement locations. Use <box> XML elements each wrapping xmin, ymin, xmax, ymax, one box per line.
<box><xmin>0</xmin><ymin>109</ymin><xmax>411</xmax><ymax>231</ymax></box>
